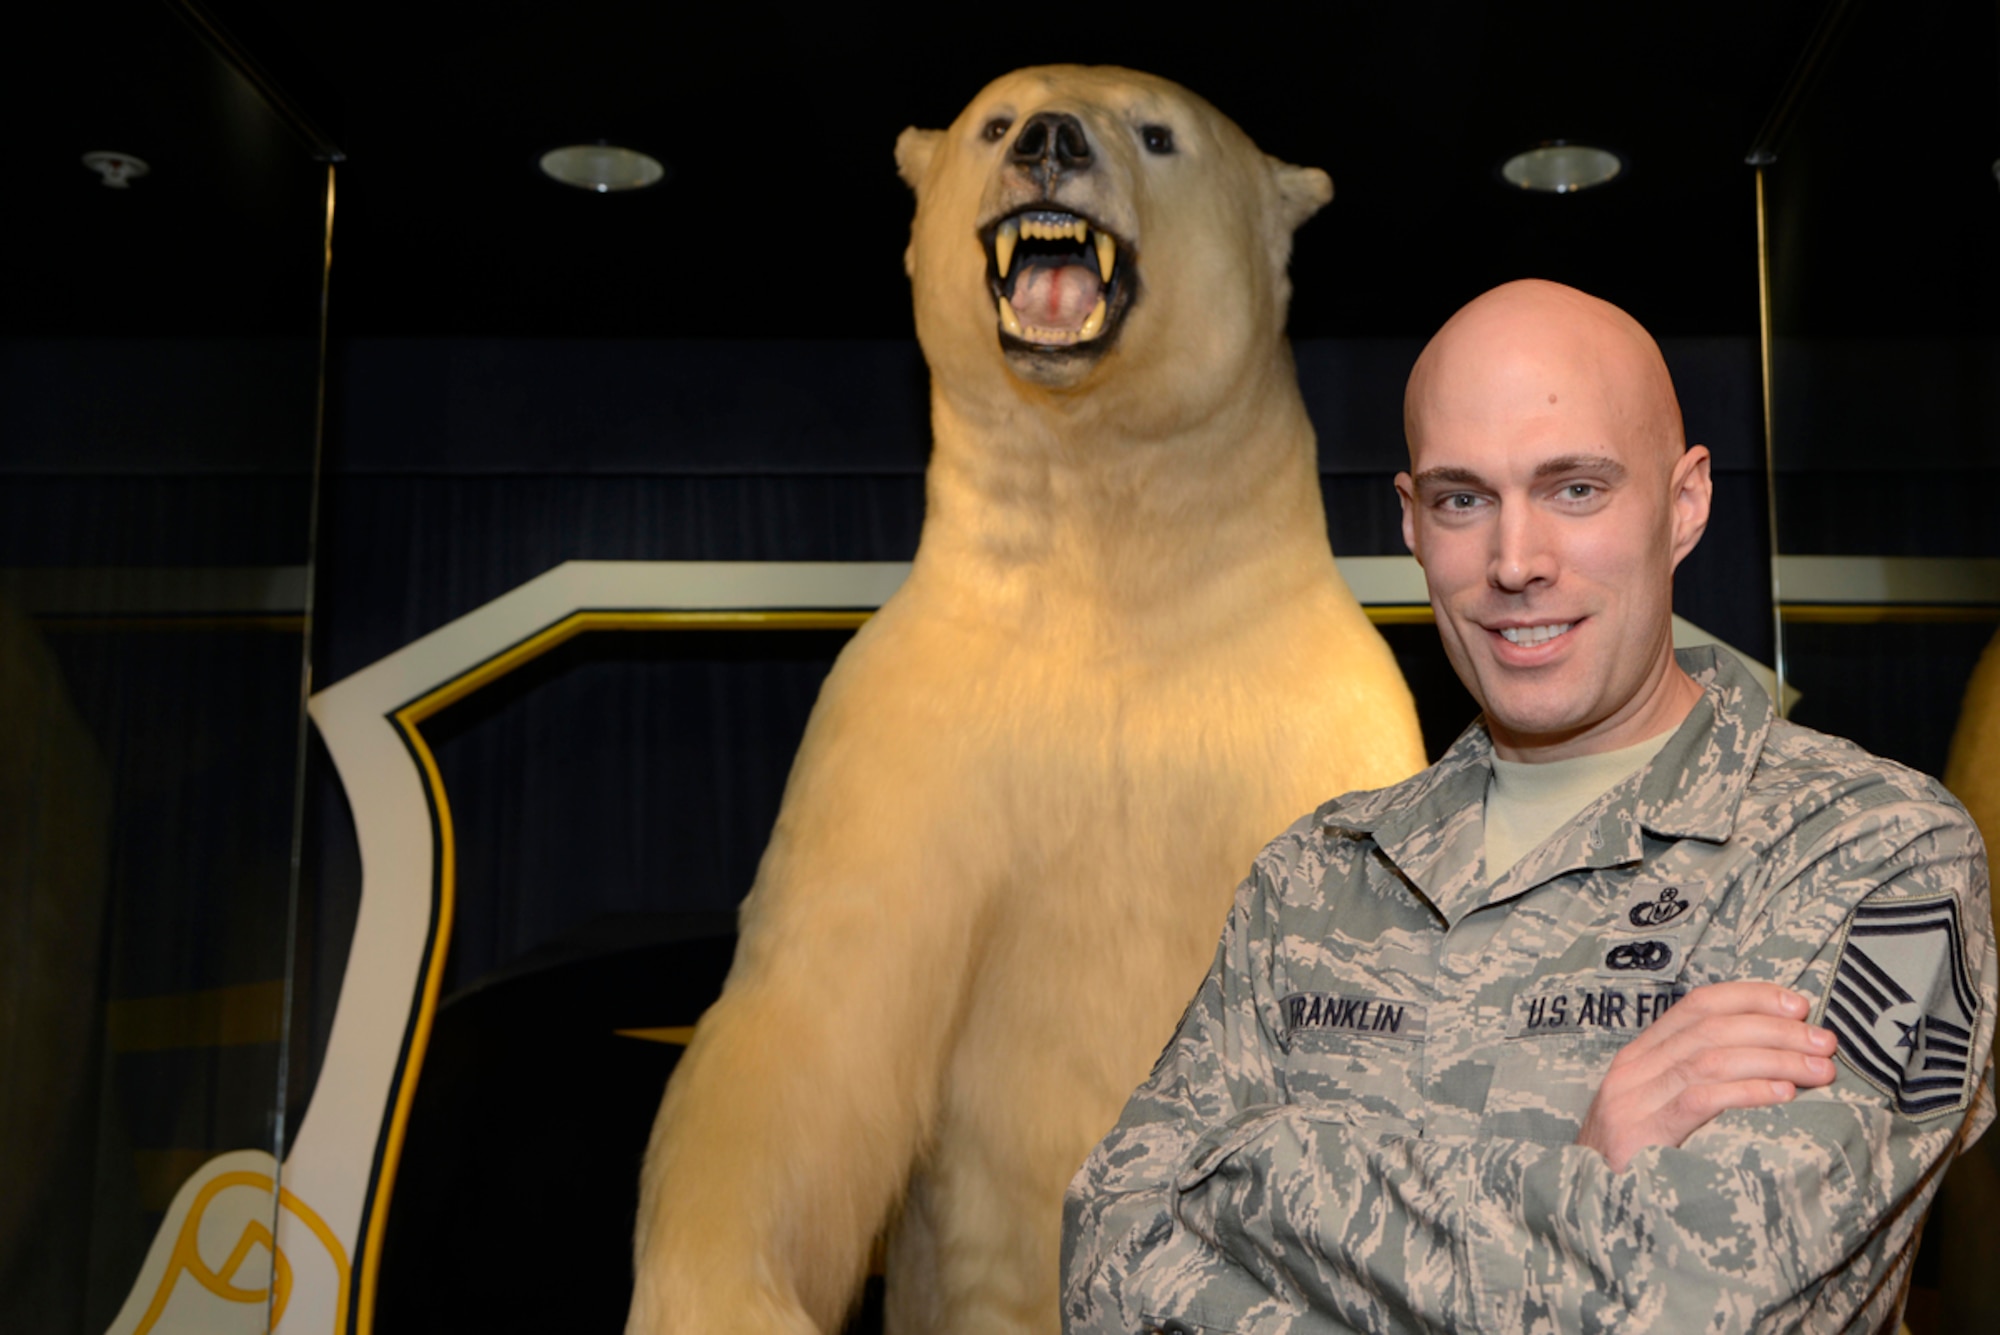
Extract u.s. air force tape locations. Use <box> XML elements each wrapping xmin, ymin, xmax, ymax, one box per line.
<box><xmin>1825</xmin><ymin>895</ymin><xmax>1980</xmax><ymax>1118</ymax></box>
<box><xmin>1507</xmin><ymin>983</ymin><xmax>1687</xmax><ymax>1037</ymax></box>
<box><xmin>1281</xmin><ymin>992</ymin><xmax>1426</xmax><ymax>1043</ymax></box>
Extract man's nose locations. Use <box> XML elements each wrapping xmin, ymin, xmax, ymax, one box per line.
<box><xmin>1489</xmin><ymin>504</ymin><xmax>1557</xmax><ymax>592</ymax></box>
<box><xmin>1011</xmin><ymin>111</ymin><xmax>1093</xmax><ymax>188</ymax></box>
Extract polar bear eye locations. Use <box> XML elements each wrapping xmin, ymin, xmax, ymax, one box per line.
<box><xmin>982</xmin><ymin>118</ymin><xmax>1013</xmax><ymax>143</ymax></box>
<box><xmin>1141</xmin><ymin>125</ymin><xmax>1175</xmax><ymax>155</ymax></box>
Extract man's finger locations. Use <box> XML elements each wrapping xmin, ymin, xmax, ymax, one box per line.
<box><xmin>1639</xmin><ymin>1014</ymin><xmax>1837</xmax><ymax>1075</ymax></box>
<box><xmin>1602</xmin><ymin>981</ymin><xmax>1800</xmax><ymax>1061</ymax></box>
<box><xmin>1660</xmin><ymin>1045</ymin><xmax>1837</xmax><ymax>1091</ymax></box>
<box><xmin>1588</xmin><ymin>1074</ymin><xmax>1810</xmax><ymax>1171</ymax></box>
<box><xmin>1651</xmin><ymin>982</ymin><xmax>1811</xmax><ymax>1037</ymax></box>
<box><xmin>1659</xmin><ymin>1077</ymin><xmax>1803</xmax><ymax>1136</ymax></box>
<box><xmin>1606</xmin><ymin>1012</ymin><xmax>1835</xmax><ymax>1093</ymax></box>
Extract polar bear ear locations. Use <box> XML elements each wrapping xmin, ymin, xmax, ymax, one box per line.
<box><xmin>1270</xmin><ymin>160</ymin><xmax>1335</xmax><ymax>231</ymax></box>
<box><xmin>896</xmin><ymin>128</ymin><xmax>943</xmax><ymax>191</ymax></box>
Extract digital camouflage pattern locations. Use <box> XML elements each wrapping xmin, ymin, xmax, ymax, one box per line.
<box><xmin>1063</xmin><ymin>647</ymin><xmax>1995</xmax><ymax>1334</ymax></box>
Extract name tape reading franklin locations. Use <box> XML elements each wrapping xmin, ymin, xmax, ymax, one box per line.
<box><xmin>1282</xmin><ymin>992</ymin><xmax>1427</xmax><ymax>1044</ymax></box>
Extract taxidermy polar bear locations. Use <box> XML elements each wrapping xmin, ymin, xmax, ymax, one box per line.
<box><xmin>629</xmin><ymin>66</ymin><xmax>1426</xmax><ymax>1335</ymax></box>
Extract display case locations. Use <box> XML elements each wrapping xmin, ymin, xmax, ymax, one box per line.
<box><xmin>1755</xmin><ymin>0</ymin><xmax>2000</xmax><ymax>1326</ymax></box>
<box><xmin>0</xmin><ymin>2</ymin><xmax>334</xmax><ymax>1329</ymax></box>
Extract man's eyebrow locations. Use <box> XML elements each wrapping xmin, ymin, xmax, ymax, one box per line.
<box><xmin>1410</xmin><ymin>466</ymin><xmax>1488</xmax><ymax>489</ymax></box>
<box><xmin>1531</xmin><ymin>453</ymin><xmax>1628</xmax><ymax>481</ymax></box>
<box><xmin>1411</xmin><ymin>455</ymin><xmax>1630</xmax><ymax>491</ymax></box>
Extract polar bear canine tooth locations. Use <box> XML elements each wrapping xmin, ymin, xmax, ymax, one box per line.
<box><xmin>997</xmin><ymin>295</ymin><xmax>1024</xmax><ymax>338</ymax></box>
<box><xmin>1095</xmin><ymin>230</ymin><xmax>1115</xmax><ymax>282</ymax></box>
<box><xmin>995</xmin><ymin>218</ymin><xmax>1019</xmax><ymax>278</ymax></box>
<box><xmin>1078</xmin><ymin>297</ymin><xmax>1107</xmax><ymax>340</ymax></box>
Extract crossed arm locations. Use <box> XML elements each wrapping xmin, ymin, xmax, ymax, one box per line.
<box><xmin>1063</xmin><ymin>822</ymin><xmax>1990</xmax><ymax>1334</ymax></box>
<box><xmin>1576</xmin><ymin>979</ymin><xmax>1833</xmax><ymax>1171</ymax></box>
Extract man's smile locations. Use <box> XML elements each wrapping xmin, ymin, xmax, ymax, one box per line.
<box><xmin>1493</xmin><ymin>620</ymin><xmax>1577</xmax><ymax>648</ymax></box>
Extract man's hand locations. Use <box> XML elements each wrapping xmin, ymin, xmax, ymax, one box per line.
<box><xmin>1576</xmin><ymin>981</ymin><xmax>1838</xmax><ymax>1172</ymax></box>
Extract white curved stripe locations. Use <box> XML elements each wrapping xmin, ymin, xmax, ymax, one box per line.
<box><xmin>111</xmin><ymin>561</ymin><xmax>911</xmax><ymax>1335</ymax></box>
<box><xmin>285</xmin><ymin>561</ymin><xmax>912</xmax><ymax>1314</ymax></box>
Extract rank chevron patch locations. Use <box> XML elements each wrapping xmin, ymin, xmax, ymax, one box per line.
<box><xmin>1825</xmin><ymin>896</ymin><xmax>1980</xmax><ymax>1118</ymax></box>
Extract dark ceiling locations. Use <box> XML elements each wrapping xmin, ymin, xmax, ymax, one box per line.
<box><xmin>10</xmin><ymin>1</ymin><xmax>1995</xmax><ymax>341</ymax></box>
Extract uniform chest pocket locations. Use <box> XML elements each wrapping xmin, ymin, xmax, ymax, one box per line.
<box><xmin>1482</xmin><ymin>980</ymin><xmax>1690</xmax><ymax>1145</ymax></box>
<box><xmin>1282</xmin><ymin>1031</ymin><xmax>1426</xmax><ymax>1119</ymax></box>
<box><xmin>1278</xmin><ymin>991</ymin><xmax>1428</xmax><ymax>1116</ymax></box>
<box><xmin>1482</xmin><ymin>1033</ymin><xmax>1631</xmax><ymax>1145</ymax></box>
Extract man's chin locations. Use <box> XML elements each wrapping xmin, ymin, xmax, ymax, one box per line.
<box><xmin>1488</xmin><ymin>710</ymin><xmax>1593</xmax><ymax>744</ymax></box>
<box><xmin>1473</xmin><ymin>680</ymin><xmax>1604</xmax><ymax>751</ymax></box>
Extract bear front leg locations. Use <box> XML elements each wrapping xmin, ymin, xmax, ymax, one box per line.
<box><xmin>627</xmin><ymin>761</ymin><xmax>987</xmax><ymax>1335</ymax></box>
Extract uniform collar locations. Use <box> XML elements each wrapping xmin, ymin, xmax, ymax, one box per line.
<box><xmin>1319</xmin><ymin>644</ymin><xmax>1773</xmax><ymax>924</ymax></box>
<box><xmin>1625</xmin><ymin>644</ymin><xmax>1772</xmax><ymax>844</ymax></box>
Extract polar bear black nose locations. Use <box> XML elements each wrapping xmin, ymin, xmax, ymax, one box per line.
<box><xmin>1011</xmin><ymin>112</ymin><xmax>1092</xmax><ymax>178</ymax></box>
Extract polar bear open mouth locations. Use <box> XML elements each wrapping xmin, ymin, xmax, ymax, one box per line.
<box><xmin>982</xmin><ymin>207</ymin><xmax>1133</xmax><ymax>354</ymax></box>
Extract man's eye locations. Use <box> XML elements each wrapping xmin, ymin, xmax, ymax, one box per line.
<box><xmin>1445</xmin><ymin>493</ymin><xmax>1481</xmax><ymax>509</ymax></box>
<box><xmin>1562</xmin><ymin>483</ymin><xmax>1597</xmax><ymax>500</ymax></box>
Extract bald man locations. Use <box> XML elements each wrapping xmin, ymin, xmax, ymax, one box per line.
<box><xmin>1062</xmin><ymin>281</ymin><xmax>1993</xmax><ymax>1334</ymax></box>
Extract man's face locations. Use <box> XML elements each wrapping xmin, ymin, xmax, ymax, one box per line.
<box><xmin>1396</xmin><ymin>313</ymin><xmax>1711</xmax><ymax>758</ymax></box>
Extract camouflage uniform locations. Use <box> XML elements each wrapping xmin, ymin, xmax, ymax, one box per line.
<box><xmin>1063</xmin><ymin>646</ymin><xmax>1994</xmax><ymax>1334</ymax></box>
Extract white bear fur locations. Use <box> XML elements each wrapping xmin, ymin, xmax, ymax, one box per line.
<box><xmin>629</xmin><ymin>66</ymin><xmax>1426</xmax><ymax>1335</ymax></box>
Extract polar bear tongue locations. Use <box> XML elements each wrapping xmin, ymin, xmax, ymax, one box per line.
<box><xmin>1010</xmin><ymin>262</ymin><xmax>1103</xmax><ymax>332</ymax></box>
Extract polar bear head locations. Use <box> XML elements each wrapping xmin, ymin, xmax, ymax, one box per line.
<box><xmin>896</xmin><ymin>66</ymin><xmax>1332</xmax><ymax>415</ymax></box>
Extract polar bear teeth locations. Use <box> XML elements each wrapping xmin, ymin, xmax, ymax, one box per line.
<box><xmin>992</xmin><ymin>209</ymin><xmax>1118</xmax><ymax>346</ymax></box>
<box><xmin>997</xmin><ymin>295</ymin><xmax>1108</xmax><ymax>344</ymax></box>
<box><xmin>1499</xmin><ymin>622</ymin><xmax>1574</xmax><ymax>646</ymax></box>
<box><xmin>993</xmin><ymin>212</ymin><xmax>1117</xmax><ymax>284</ymax></box>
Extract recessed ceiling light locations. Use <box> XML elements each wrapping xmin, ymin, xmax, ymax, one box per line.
<box><xmin>1499</xmin><ymin>142</ymin><xmax>1623</xmax><ymax>194</ymax></box>
<box><xmin>539</xmin><ymin>144</ymin><xmax>667</xmax><ymax>193</ymax></box>
<box><xmin>82</xmin><ymin>151</ymin><xmax>150</xmax><ymax>189</ymax></box>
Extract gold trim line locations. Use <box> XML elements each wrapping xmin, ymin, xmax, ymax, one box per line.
<box><xmin>1778</xmin><ymin>604</ymin><xmax>2000</xmax><ymax>625</ymax></box>
<box><xmin>1363</xmin><ymin>605</ymin><xmax>1433</xmax><ymax>625</ymax></box>
<box><xmin>108</xmin><ymin>981</ymin><xmax>286</xmax><ymax>1053</ymax></box>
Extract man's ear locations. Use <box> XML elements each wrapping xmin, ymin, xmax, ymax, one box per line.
<box><xmin>1270</xmin><ymin>159</ymin><xmax>1334</xmax><ymax>231</ymax></box>
<box><xmin>1395</xmin><ymin>472</ymin><xmax>1422</xmax><ymax>563</ymax></box>
<box><xmin>896</xmin><ymin>128</ymin><xmax>942</xmax><ymax>191</ymax></box>
<box><xmin>1668</xmin><ymin>445</ymin><xmax>1713</xmax><ymax>571</ymax></box>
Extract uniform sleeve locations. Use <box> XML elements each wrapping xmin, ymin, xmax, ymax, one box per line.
<box><xmin>1167</xmin><ymin>799</ymin><xmax>1994</xmax><ymax>1334</ymax></box>
<box><xmin>1061</xmin><ymin>860</ymin><xmax>1291</xmax><ymax>1334</ymax></box>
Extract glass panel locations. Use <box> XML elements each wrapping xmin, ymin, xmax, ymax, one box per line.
<box><xmin>1759</xmin><ymin>1</ymin><xmax>2000</xmax><ymax>1326</ymax></box>
<box><xmin>1761</xmin><ymin>0</ymin><xmax>2000</xmax><ymax>768</ymax></box>
<box><xmin>0</xmin><ymin>2</ymin><xmax>330</xmax><ymax>1329</ymax></box>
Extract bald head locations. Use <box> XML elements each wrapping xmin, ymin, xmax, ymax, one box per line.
<box><xmin>1405</xmin><ymin>280</ymin><xmax>1684</xmax><ymax>475</ymax></box>
<box><xmin>1394</xmin><ymin>280</ymin><xmax>1714</xmax><ymax>761</ymax></box>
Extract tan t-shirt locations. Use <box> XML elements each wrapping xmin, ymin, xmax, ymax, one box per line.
<box><xmin>1484</xmin><ymin>729</ymin><xmax>1676</xmax><ymax>880</ymax></box>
